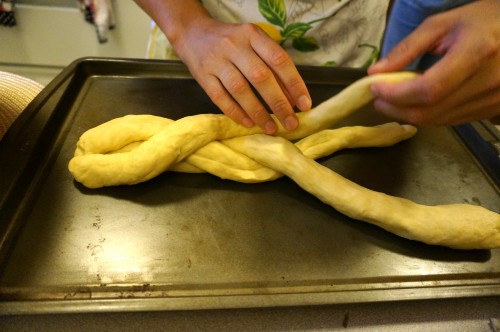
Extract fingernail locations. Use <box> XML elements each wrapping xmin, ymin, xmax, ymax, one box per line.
<box><xmin>284</xmin><ymin>115</ymin><xmax>298</xmax><ymax>131</ymax></box>
<box><xmin>264</xmin><ymin>120</ymin><xmax>277</xmax><ymax>134</ymax></box>
<box><xmin>297</xmin><ymin>95</ymin><xmax>311</xmax><ymax>111</ymax></box>
<box><xmin>242</xmin><ymin>117</ymin><xmax>254</xmax><ymax>128</ymax></box>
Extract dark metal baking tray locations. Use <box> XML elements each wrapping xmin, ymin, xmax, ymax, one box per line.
<box><xmin>454</xmin><ymin>121</ymin><xmax>500</xmax><ymax>187</ymax></box>
<box><xmin>0</xmin><ymin>58</ymin><xmax>498</xmax><ymax>314</ymax></box>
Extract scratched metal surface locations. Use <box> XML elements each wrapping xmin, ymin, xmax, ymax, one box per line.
<box><xmin>0</xmin><ymin>59</ymin><xmax>498</xmax><ymax>314</ymax></box>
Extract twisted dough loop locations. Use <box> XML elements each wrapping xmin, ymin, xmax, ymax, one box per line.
<box><xmin>68</xmin><ymin>72</ymin><xmax>500</xmax><ymax>249</ymax></box>
<box><xmin>70</xmin><ymin>72</ymin><xmax>418</xmax><ymax>187</ymax></box>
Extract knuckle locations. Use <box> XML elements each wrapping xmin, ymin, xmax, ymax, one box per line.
<box><xmin>396</xmin><ymin>40</ymin><xmax>412</xmax><ymax>55</ymax></box>
<box><xmin>286</xmin><ymin>75</ymin><xmax>305</xmax><ymax>92</ymax></box>
<box><xmin>270</xmin><ymin>48</ymin><xmax>291</xmax><ymax>67</ymax></box>
<box><xmin>219</xmin><ymin>35</ymin><xmax>239</xmax><ymax>52</ymax></box>
<box><xmin>248</xmin><ymin>64</ymin><xmax>272</xmax><ymax>85</ymax></box>
<box><xmin>224</xmin><ymin>104</ymin><xmax>242</xmax><ymax>119</ymax></box>
<box><xmin>227</xmin><ymin>77</ymin><xmax>247</xmax><ymax>95</ymax></box>
<box><xmin>421</xmin><ymin>15</ymin><xmax>440</xmax><ymax>29</ymax></box>
<box><xmin>241</xmin><ymin>23</ymin><xmax>260</xmax><ymax>34</ymax></box>
<box><xmin>406</xmin><ymin>108</ymin><xmax>428</xmax><ymax>126</ymax></box>
<box><xmin>219</xmin><ymin>69</ymin><xmax>248</xmax><ymax>95</ymax></box>
<box><xmin>270</xmin><ymin>98</ymin><xmax>291</xmax><ymax>114</ymax></box>
<box><xmin>391</xmin><ymin>39</ymin><xmax>413</xmax><ymax>59</ymax></box>
<box><xmin>465</xmin><ymin>38</ymin><xmax>498</xmax><ymax>72</ymax></box>
<box><xmin>420</xmin><ymin>14</ymin><xmax>446</xmax><ymax>36</ymax></box>
<box><xmin>205</xmin><ymin>85</ymin><xmax>226</xmax><ymax>105</ymax></box>
<box><xmin>480</xmin><ymin>38</ymin><xmax>499</xmax><ymax>59</ymax></box>
<box><xmin>248</xmin><ymin>107</ymin><xmax>271</xmax><ymax>123</ymax></box>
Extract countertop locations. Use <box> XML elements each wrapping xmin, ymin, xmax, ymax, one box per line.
<box><xmin>1</xmin><ymin>296</ymin><xmax>499</xmax><ymax>331</ymax></box>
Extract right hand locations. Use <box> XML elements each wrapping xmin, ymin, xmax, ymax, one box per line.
<box><xmin>172</xmin><ymin>17</ymin><xmax>312</xmax><ymax>134</ymax></box>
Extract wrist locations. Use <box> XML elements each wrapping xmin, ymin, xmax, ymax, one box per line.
<box><xmin>164</xmin><ymin>6</ymin><xmax>214</xmax><ymax>46</ymax></box>
<box><xmin>135</xmin><ymin>0</ymin><xmax>215</xmax><ymax>51</ymax></box>
<box><xmin>167</xmin><ymin>14</ymin><xmax>217</xmax><ymax>54</ymax></box>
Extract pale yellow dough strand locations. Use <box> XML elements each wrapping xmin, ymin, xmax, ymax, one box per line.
<box><xmin>68</xmin><ymin>72</ymin><xmax>500</xmax><ymax>249</ymax></box>
<box><xmin>70</xmin><ymin>72</ymin><xmax>417</xmax><ymax>187</ymax></box>
<box><xmin>231</xmin><ymin>134</ymin><xmax>500</xmax><ymax>250</ymax></box>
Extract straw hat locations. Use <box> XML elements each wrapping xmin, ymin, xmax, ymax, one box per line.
<box><xmin>0</xmin><ymin>71</ymin><xmax>44</xmax><ymax>140</ymax></box>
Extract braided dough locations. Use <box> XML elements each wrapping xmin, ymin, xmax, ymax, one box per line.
<box><xmin>69</xmin><ymin>72</ymin><xmax>500</xmax><ymax>249</ymax></box>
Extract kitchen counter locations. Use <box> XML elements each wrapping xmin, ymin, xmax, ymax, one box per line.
<box><xmin>0</xmin><ymin>296</ymin><xmax>499</xmax><ymax>331</ymax></box>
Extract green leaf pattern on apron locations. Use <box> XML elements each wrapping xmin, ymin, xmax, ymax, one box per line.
<box><xmin>258</xmin><ymin>0</ymin><xmax>287</xmax><ymax>27</ymax></box>
<box><xmin>257</xmin><ymin>0</ymin><xmax>379</xmax><ymax>65</ymax></box>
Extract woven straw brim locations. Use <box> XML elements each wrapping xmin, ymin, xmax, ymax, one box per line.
<box><xmin>0</xmin><ymin>71</ymin><xmax>44</xmax><ymax>140</ymax></box>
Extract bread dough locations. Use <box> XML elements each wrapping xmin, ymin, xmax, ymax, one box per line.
<box><xmin>231</xmin><ymin>134</ymin><xmax>500</xmax><ymax>250</ymax></box>
<box><xmin>68</xmin><ymin>72</ymin><xmax>500</xmax><ymax>249</ymax></box>
<box><xmin>73</xmin><ymin>118</ymin><xmax>416</xmax><ymax>183</ymax></box>
<box><xmin>69</xmin><ymin>72</ymin><xmax>418</xmax><ymax>187</ymax></box>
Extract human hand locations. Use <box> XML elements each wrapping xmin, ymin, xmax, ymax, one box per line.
<box><xmin>173</xmin><ymin>17</ymin><xmax>312</xmax><ymax>134</ymax></box>
<box><xmin>368</xmin><ymin>0</ymin><xmax>500</xmax><ymax>125</ymax></box>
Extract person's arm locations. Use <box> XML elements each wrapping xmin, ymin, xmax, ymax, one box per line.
<box><xmin>368</xmin><ymin>0</ymin><xmax>500</xmax><ymax>125</ymax></box>
<box><xmin>134</xmin><ymin>0</ymin><xmax>312</xmax><ymax>134</ymax></box>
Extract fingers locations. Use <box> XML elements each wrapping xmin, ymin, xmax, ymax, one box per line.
<box><xmin>251</xmin><ymin>25</ymin><xmax>312</xmax><ymax>112</ymax></box>
<box><xmin>373</xmin><ymin>87</ymin><xmax>500</xmax><ymax>126</ymax></box>
<box><xmin>368</xmin><ymin>17</ymin><xmax>451</xmax><ymax>106</ymax></box>
<box><xmin>231</xmin><ymin>36</ymin><xmax>299</xmax><ymax>132</ymax></box>
<box><xmin>369</xmin><ymin>73</ymin><xmax>448</xmax><ymax>108</ymax></box>
<box><xmin>218</xmin><ymin>61</ymin><xmax>280</xmax><ymax>134</ymax></box>
<box><xmin>201</xmin><ymin>74</ymin><xmax>256</xmax><ymax>129</ymax></box>
<box><xmin>368</xmin><ymin>0</ymin><xmax>500</xmax><ymax>125</ymax></box>
<box><xmin>372</xmin><ymin>55</ymin><xmax>500</xmax><ymax>125</ymax></box>
<box><xmin>371</xmin><ymin>31</ymin><xmax>495</xmax><ymax>107</ymax></box>
<box><xmin>369</xmin><ymin>15</ymin><xmax>461</xmax><ymax>106</ymax></box>
<box><xmin>196</xmin><ymin>48</ymin><xmax>298</xmax><ymax>134</ymax></box>
<box><xmin>368</xmin><ymin>15</ymin><xmax>451</xmax><ymax>74</ymax></box>
<box><xmin>233</xmin><ymin>24</ymin><xmax>311</xmax><ymax>133</ymax></box>
<box><xmin>186</xmin><ymin>23</ymin><xmax>310</xmax><ymax>134</ymax></box>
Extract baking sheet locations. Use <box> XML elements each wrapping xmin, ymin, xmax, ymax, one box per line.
<box><xmin>0</xmin><ymin>58</ymin><xmax>498</xmax><ymax>314</ymax></box>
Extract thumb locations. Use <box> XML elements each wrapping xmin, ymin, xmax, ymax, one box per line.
<box><xmin>369</xmin><ymin>15</ymin><xmax>451</xmax><ymax>74</ymax></box>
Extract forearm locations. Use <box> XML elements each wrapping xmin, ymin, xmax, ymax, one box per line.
<box><xmin>134</xmin><ymin>0</ymin><xmax>311</xmax><ymax>132</ymax></box>
<box><xmin>133</xmin><ymin>0</ymin><xmax>213</xmax><ymax>46</ymax></box>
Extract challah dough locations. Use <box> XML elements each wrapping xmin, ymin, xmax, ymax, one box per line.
<box><xmin>70</xmin><ymin>72</ymin><xmax>418</xmax><ymax>187</ymax></box>
<box><xmin>231</xmin><ymin>134</ymin><xmax>500</xmax><ymax>250</ymax></box>
<box><xmin>68</xmin><ymin>72</ymin><xmax>500</xmax><ymax>249</ymax></box>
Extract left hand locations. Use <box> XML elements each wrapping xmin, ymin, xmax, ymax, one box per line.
<box><xmin>368</xmin><ymin>0</ymin><xmax>500</xmax><ymax>125</ymax></box>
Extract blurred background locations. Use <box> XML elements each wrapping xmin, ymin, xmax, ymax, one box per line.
<box><xmin>0</xmin><ymin>0</ymin><xmax>151</xmax><ymax>85</ymax></box>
